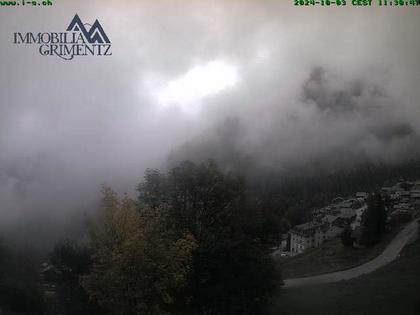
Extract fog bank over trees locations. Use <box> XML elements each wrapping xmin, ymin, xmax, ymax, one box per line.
<box><xmin>1</xmin><ymin>1</ymin><xmax>420</xmax><ymax>248</ymax></box>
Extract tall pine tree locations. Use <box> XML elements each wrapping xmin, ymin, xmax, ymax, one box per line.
<box><xmin>361</xmin><ymin>192</ymin><xmax>387</xmax><ymax>247</ymax></box>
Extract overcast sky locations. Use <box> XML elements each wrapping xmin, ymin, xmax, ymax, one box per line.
<box><xmin>1</xmin><ymin>0</ymin><xmax>419</xmax><ymax>246</ymax></box>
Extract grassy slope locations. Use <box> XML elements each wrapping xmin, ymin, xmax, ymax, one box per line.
<box><xmin>270</xmin><ymin>239</ymin><xmax>420</xmax><ymax>315</ymax></box>
<box><xmin>278</xmin><ymin>230</ymin><xmax>398</xmax><ymax>279</ymax></box>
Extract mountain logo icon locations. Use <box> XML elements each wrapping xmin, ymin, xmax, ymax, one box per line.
<box><xmin>66</xmin><ymin>14</ymin><xmax>110</xmax><ymax>44</ymax></box>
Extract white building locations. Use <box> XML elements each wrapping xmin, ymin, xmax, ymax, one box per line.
<box><xmin>411</xmin><ymin>191</ymin><xmax>420</xmax><ymax>206</ymax></box>
<box><xmin>289</xmin><ymin>222</ymin><xmax>325</xmax><ymax>254</ymax></box>
<box><xmin>356</xmin><ymin>192</ymin><xmax>368</xmax><ymax>199</ymax></box>
<box><xmin>325</xmin><ymin>225</ymin><xmax>343</xmax><ymax>240</ymax></box>
<box><xmin>351</xmin><ymin>205</ymin><xmax>367</xmax><ymax>229</ymax></box>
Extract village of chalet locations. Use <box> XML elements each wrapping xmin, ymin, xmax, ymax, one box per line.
<box><xmin>275</xmin><ymin>180</ymin><xmax>420</xmax><ymax>256</ymax></box>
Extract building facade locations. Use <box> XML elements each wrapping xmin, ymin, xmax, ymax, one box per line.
<box><xmin>289</xmin><ymin>222</ymin><xmax>325</xmax><ymax>254</ymax></box>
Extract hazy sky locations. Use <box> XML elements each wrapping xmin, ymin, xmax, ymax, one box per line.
<box><xmin>1</xmin><ymin>0</ymin><xmax>419</xmax><ymax>246</ymax></box>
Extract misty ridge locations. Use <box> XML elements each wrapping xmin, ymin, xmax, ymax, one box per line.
<box><xmin>2</xmin><ymin>65</ymin><xmax>420</xmax><ymax>251</ymax></box>
<box><xmin>170</xmin><ymin>66</ymin><xmax>420</xmax><ymax>173</ymax></box>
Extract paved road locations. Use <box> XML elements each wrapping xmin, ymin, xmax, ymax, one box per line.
<box><xmin>284</xmin><ymin>220</ymin><xmax>419</xmax><ymax>288</ymax></box>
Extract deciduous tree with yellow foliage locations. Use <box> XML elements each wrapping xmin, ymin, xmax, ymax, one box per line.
<box><xmin>83</xmin><ymin>186</ymin><xmax>196</xmax><ymax>315</ymax></box>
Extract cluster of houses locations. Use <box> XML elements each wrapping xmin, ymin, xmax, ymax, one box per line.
<box><xmin>382</xmin><ymin>181</ymin><xmax>420</xmax><ymax>225</ymax></box>
<box><xmin>287</xmin><ymin>193</ymin><xmax>368</xmax><ymax>254</ymax></box>
<box><xmin>281</xmin><ymin>180</ymin><xmax>420</xmax><ymax>255</ymax></box>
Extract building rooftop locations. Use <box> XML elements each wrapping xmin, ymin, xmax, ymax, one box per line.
<box><xmin>291</xmin><ymin>222</ymin><xmax>322</xmax><ymax>236</ymax></box>
<box><xmin>339</xmin><ymin>208</ymin><xmax>356</xmax><ymax>219</ymax></box>
<box><xmin>322</xmin><ymin>215</ymin><xmax>338</xmax><ymax>224</ymax></box>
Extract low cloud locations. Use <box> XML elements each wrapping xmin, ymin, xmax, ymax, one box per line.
<box><xmin>0</xmin><ymin>0</ymin><xmax>419</xmax><ymax>247</ymax></box>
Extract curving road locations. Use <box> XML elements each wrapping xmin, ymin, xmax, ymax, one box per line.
<box><xmin>283</xmin><ymin>220</ymin><xmax>419</xmax><ymax>289</ymax></box>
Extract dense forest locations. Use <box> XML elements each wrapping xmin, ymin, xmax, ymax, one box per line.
<box><xmin>0</xmin><ymin>240</ymin><xmax>44</xmax><ymax>314</ymax></box>
<box><xmin>1</xmin><ymin>158</ymin><xmax>420</xmax><ymax>314</ymax></box>
<box><xmin>249</xmin><ymin>159</ymin><xmax>420</xmax><ymax>227</ymax></box>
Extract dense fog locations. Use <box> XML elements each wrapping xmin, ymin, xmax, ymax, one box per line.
<box><xmin>1</xmin><ymin>0</ymin><xmax>419</xmax><ymax>249</ymax></box>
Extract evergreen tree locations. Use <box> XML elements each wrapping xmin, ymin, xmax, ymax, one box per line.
<box><xmin>360</xmin><ymin>192</ymin><xmax>387</xmax><ymax>247</ymax></box>
<box><xmin>341</xmin><ymin>225</ymin><xmax>354</xmax><ymax>247</ymax></box>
